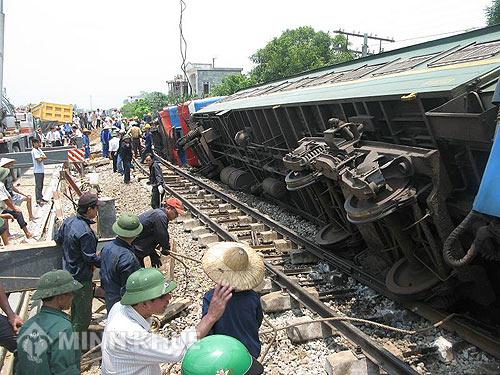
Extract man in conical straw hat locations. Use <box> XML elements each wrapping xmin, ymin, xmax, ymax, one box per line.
<box><xmin>201</xmin><ymin>241</ymin><xmax>265</xmax><ymax>359</ymax></box>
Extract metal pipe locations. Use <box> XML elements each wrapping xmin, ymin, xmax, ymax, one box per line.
<box><xmin>97</xmin><ymin>197</ymin><xmax>116</xmax><ymax>238</ymax></box>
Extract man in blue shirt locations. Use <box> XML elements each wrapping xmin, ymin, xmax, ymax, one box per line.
<box><xmin>145</xmin><ymin>154</ymin><xmax>165</xmax><ymax>209</ymax></box>
<box><xmin>201</xmin><ymin>242</ymin><xmax>265</xmax><ymax>358</ymax></box>
<box><xmin>100</xmin><ymin>212</ymin><xmax>142</xmax><ymax>312</ymax></box>
<box><xmin>55</xmin><ymin>191</ymin><xmax>102</xmax><ymax>332</ymax></box>
<box><xmin>133</xmin><ymin>197</ymin><xmax>184</xmax><ymax>267</ymax></box>
<box><xmin>82</xmin><ymin>129</ymin><xmax>91</xmax><ymax>159</ymax></box>
<box><xmin>101</xmin><ymin>125</ymin><xmax>112</xmax><ymax>158</ymax></box>
<box><xmin>140</xmin><ymin>124</ymin><xmax>153</xmax><ymax>163</ymax></box>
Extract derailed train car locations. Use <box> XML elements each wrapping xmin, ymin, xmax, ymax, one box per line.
<box><xmin>185</xmin><ymin>26</ymin><xmax>500</xmax><ymax>319</ymax></box>
<box><xmin>155</xmin><ymin>97</ymin><xmax>225</xmax><ymax>167</ymax></box>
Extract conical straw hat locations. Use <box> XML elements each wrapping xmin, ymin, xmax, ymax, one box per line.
<box><xmin>202</xmin><ymin>242</ymin><xmax>265</xmax><ymax>291</ymax></box>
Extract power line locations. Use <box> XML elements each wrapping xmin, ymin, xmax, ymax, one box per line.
<box><xmin>396</xmin><ymin>27</ymin><xmax>479</xmax><ymax>42</ymax></box>
<box><xmin>179</xmin><ymin>0</ymin><xmax>192</xmax><ymax>96</ymax></box>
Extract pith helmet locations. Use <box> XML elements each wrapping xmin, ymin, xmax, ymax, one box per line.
<box><xmin>112</xmin><ymin>212</ymin><xmax>143</xmax><ymax>238</ymax></box>
<box><xmin>32</xmin><ymin>270</ymin><xmax>82</xmax><ymax>300</ymax></box>
<box><xmin>182</xmin><ymin>335</ymin><xmax>264</xmax><ymax>375</ymax></box>
<box><xmin>0</xmin><ymin>167</ymin><xmax>10</xmax><ymax>182</ymax></box>
<box><xmin>121</xmin><ymin>268</ymin><xmax>177</xmax><ymax>305</ymax></box>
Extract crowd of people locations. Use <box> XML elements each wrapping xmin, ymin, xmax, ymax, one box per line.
<box><xmin>6</xmin><ymin>192</ymin><xmax>264</xmax><ymax>374</ymax></box>
<box><xmin>0</xmin><ymin>108</ymin><xmax>265</xmax><ymax>374</ymax></box>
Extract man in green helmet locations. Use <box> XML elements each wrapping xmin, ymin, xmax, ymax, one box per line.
<box><xmin>182</xmin><ymin>335</ymin><xmax>264</xmax><ymax>375</ymax></box>
<box><xmin>16</xmin><ymin>270</ymin><xmax>83</xmax><ymax>374</ymax></box>
<box><xmin>100</xmin><ymin>212</ymin><xmax>142</xmax><ymax>312</ymax></box>
<box><xmin>102</xmin><ymin>268</ymin><xmax>233</xmax><ymax>374</ymax></box>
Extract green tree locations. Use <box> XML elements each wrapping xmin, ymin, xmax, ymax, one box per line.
<box><xmin>211</xmin><ymin>74</ymin><xmax>256</xmax><ymax>96</ymax></box>
<box><xmin>486</xmin><ymin>0</ymin><xmax>500</xmax><ymax>25</ymax></box>
<box><xmin>120</xmin><ymin>91</ymin><xmax>172</xmax><ymax>118</ymax></box>
<box><xmin>249</xmin><ymin>26</ymin><xmax>354</xmax><ymax>83</ymax></box>
<box><xmin>143</xmin><ymin>92</ymin><xmax>170</xmax><ymax>114</ymax></box>
<box><xmin>121</xmin><ymin>98</ymin><xmax>151</xmax><ymax>118</ymax></box>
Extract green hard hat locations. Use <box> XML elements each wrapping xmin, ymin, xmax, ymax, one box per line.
<box><xmin>0</xmin><ymin>167</ymin><xmax>10</xmax><ymax>182</ymax></box>
<box><xmin>121</xmin><ymin>268</ymin><xmax>177</xmax><ymax>305</ymax></box>
<box><xmin>112</xmin><ymin>212</ymin><xmax>143</xmax><ymax>238</ymax></box>
<box><xmin>32</xmin><ymin>270</ymin><xmax>83</xmax><ymax>300</ymax></box>
<box><xmin>182</xmin><ymin>335</ymin><xmax>264</xmax><ymax>375</ymax></box>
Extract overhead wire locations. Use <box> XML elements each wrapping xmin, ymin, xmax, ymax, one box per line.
<box><xmin>396</xmin><ymin>27</ymin><xmax>480</xmax><ymax>43</ymax></box>
<box><xmin>179</xmin><ymin>0</ymin><xmax>192</xmax><ymax>97</ymax></box>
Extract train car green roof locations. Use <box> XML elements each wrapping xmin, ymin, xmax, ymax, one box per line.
<box><xmin>198</xmin><ymin>25</ymin><xmax>500</xmax><ymax>114</ymax></box>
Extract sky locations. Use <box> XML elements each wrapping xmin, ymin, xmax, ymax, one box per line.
<box><xmin>2</xmin><ymin>0</ymin><xmax>493</xmax><ymax>109</ymax></box>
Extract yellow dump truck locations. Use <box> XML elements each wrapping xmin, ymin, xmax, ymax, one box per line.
<box><xmin>31</xmin><ymin>102</ymin><xmax>73</xmax><ymax>123</ymax></box>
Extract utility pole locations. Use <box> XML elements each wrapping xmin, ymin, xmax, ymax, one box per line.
<box><xmin>333</xmin><ymin>29</ymin><xmax>394</xmax><ymax>57</ymax></box>
<box><xmin>362</xmin><ymin>33</ymin><xmax>369</xmax><ymax>57</ymax></box>
<box><xmin>0</xmin><ymin>0</ymin><xmax>5</xmax><ymax>100</ymax></box>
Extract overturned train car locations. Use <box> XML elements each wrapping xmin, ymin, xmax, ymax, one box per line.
<box><xmin>187</xmin><ymin>26</ymin><xmax>500</xmax><ymax>318</ymax></box>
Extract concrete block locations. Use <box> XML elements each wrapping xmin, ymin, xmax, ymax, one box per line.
<box><xmin>304</xmin><ymin>287</ymin><xmax>319</xmax><ymax>298</ymax></box>
<box><xmin>176</xmin><ymin>212</ymin><xmax>192</xmax><ymax>223</ymax></box>
<box><xmin>227</xmin><ymin>209</ymin><xmax>241</xmax><ymax>219</ymax></box>
<box><xmin>203</xmin><ymin>194</ymin><xmax>216</xmax><ymax>202</ymax></box>
<box><xmin>325</xmin><ymin>350</ymin><xmax>380</xmax><ymax>375</ymax></box>
<box><xmin>218</xmin><ymin>203</ymin><xmax>232</xmax><ymax>212</ymax></box>
<box><xmin>183</xmin><ymin>219</ymin><xmax>200</xmax><ymax>231</ymax></box>
<box><xmin>261</xmin><ymin>291</ymin><xmax>295</xmax><ymax>313</ymax></box>
<box><xmin>274</xmin><ymin>239</ymin><xmax>292</xmax><ymax>252</ymax></box>
<box><xmin>198</xmin><ymin>233</ymin><xmax>219</xmax><ymax>246</ymax></box>
<box><xmin>237</xmin><ymin>215</ymin><xmax>252</xmax><ymax>224</ymax></box>
<box><xmin>261</xmin><ymin>231</ymin><xmax>278</xmax><ymax>242</ymax></box>
<box><xmin>191</xmin><ymin>226</ymin><xmax>210</xmax><ymax>239</ymax></box>
<box><xmin>253</xmin><ymin>278</ymin><xmax>274</xmax><ymax>294</ymax></box>
<box><xmin>286</xmin><ymin>316</ymin><xmax>336</xmax><ymax>343</ymax></box>
<box><xmin>249</xmin><ymin>223</ymin><xmax>266</xmax><ymax>232</ymax></box>
<box><xmin>290</xmin><ymin>248</ymin><xmax>319</xmax><ymax>265</ymax></box>
<box><xmin>434</xmin><ymin>336</ymin><xmax>454</xmax><ymax>363</ymax></box>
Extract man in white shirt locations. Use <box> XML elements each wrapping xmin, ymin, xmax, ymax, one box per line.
<box><xmin>102</xmin><ymin>268</ymin><xmax>233</xmax><ymax>375</ymax></box>
<box><xmin>73</xmin><ymin>126</ymin><xmax>83</xmax><ymax>138</ymax></box>
<box><xmin>31</xmin><ymin>138</ymin><xmax>48</xmax><ymax>205</ymax></box>
<box><xmin>108</xmin><ymin>130</ymin><xmax>120</xmax><ymax>173</ymax></box>
<box><xmin>46</xmin><ymin>126</ymin><xmax>62</xmax><ymax>147</ymax></box>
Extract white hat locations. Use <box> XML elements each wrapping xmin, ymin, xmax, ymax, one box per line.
<box><xmin>202</xmin><ymin>242</ymin><xmax>265</xmax><ymax>291</ymax></box>
<box><xmin>0</xmin><ymin>157</ymin><xmax>15</xmax><ymax>167</ymax></box>
<box><xmin>104</xmin><ymin>124</ymin><xmax>112</xmax><ymax>130</ymax></box>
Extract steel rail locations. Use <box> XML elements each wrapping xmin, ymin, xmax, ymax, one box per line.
<box><xmin>268</xmin><ymin>263</ymin><xmax>417</xmax><ymax>375</ymax></box>
<box><xmin>158</xmin><ymin>157</ymin><xmax>390</xmax><ymax>294</ymax></box>
<box><xmin>138</xmin><ymin>158</ymin><xmax>417</xmax><ymax>374</ymax></box>
<box><xmin>152</xmin><ymin>156</ymin><xmax>500</xmax><ymax>360</ymax></box>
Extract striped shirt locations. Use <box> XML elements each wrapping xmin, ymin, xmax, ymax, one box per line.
<box><xmin>101</xmin><ymin>303</ymin><xmax>197</xmax><ymax>375</ymax></box>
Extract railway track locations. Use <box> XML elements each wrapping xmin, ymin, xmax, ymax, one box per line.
<box><xmin>148</xmin><ymin>157</ymin><xmax>500</xmax><ymax>359</ymax></box>
<box><xmin>135</xmin><ymin>157</ymin><xmax>468</xmax><ymax>374</ymax></box>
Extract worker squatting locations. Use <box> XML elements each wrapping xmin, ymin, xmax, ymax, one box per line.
<box><xmin>0</xmin><ymin>191</ymin><xmax>265</xmax><ymax>375</ymax></box>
